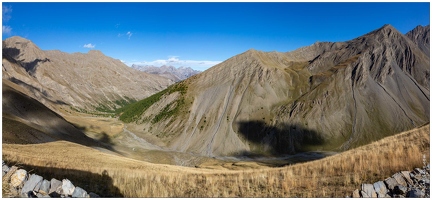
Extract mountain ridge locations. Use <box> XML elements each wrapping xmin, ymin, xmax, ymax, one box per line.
<box><xmin>2</xmin><ymin>36</ymin><xmax>174</xmax><ymax>112</ymax></box>
<box><xmin>131</xmin><ymin>64</ymin><xmax>201</xmax><ymax>82</ymax></box>
<box><xmin>120</xmin><ymin>24</ymin><xmax>429</xmax><ymax>156</ymax></box>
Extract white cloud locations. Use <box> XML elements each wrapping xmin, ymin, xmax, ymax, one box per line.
<box><xmin>118</xmin><ymin>31</ymin><xmax>133</xmax><ymax>39</ymax></box>
<box><xmin>3</xmin><ymin>5</ymin><xmax>12</xmax><ymax>35</ymax></box>
<box><xmin>126</xmin><ymin>31</ymin><xmax>132</xmax><ymax>39</ymax></box>
<box><xmin>2</xmin><ymin>25</ymin><xmax>12</xmax><ymax>35</ymax></box>
<box><xmin>167</xmin><ymin>56</ymin><xmax>180</xmax><ymax>62</ymax></box>
<box><xmin>2</xmin><ymin>5</ymin><xmax>12</xmax><ymax>22</ymax></box>
<box><xmin>125</xmin><ymin>56</ymin><xmax>222</xmax><ymax>71</ymax></box>
<box><xmin>83</xmin><ymin>43</ymin><xmax>95</xmax><ymax>48</ymax></box>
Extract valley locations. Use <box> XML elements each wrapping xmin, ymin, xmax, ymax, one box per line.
<box><xmin>63</xmin><ymin>110</ymin><xmax>337</xmax><ymax>169</ymax></box>
<box><xmin>2</xmin><ymin>23</ymin><xmax>430</xmax><ymax>197</ymax></box>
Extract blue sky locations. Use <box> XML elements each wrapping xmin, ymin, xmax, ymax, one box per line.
<box><xmin>2</xmin><ymin>2</ymin><xmax>430</xmax><ymax>71</ymax></box>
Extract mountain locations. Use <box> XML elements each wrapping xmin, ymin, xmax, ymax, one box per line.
<box><xmin>406</xmin><ymin>25</ymin><xmax>430</xmax><ymax>55</ymax></box>
<box><xmin>120</xmin><ymin>24</ymin><xmax>429</xmax><ymax>157</ymax></box>
<box><xmin>2</xmin><ymin>36</ymin><xmax>174</xmax><ymax>112</ymax></box>
<box><xmin>131</xmin><ymin>65</ymin><xmax>201</xmax><ymax>82</ymax></box>
<box><xmin>2</xmin><ymin>80</ymin><xmax>101</xmax><ymax>147</ymax></box>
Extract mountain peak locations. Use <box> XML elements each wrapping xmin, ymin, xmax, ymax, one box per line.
<box><xmin>3</xmin><ymin>36</ymin><xmax>39</xmax><ymax>50</ymax></box>
<box><xmin>4</xmin><ymin>36</ymin><xmax>32</xmax><ymax>43</ymax></box>
<box><xmin>88</xmin><ymin>50</ymin><xmax>104</xmax><ymax>56</ymax></box>
<box><xmin>376</xmin><ymin>24</ymin><xmax>398</xmax><ymax>33</ymax></box>
<box><xmin>406</xmin><ymin>24</ymin><xmax>430</xmax><ymax>55</ymax></box>
<box><xmin>131</xmin><ymin>64</ymin><xmax>201</xmax><ymax>82</ymax></box>
<box><xmin>3</xmin><ymin>36</ymin><xmax>46</xmax><ymax>65</ymax></box>
<box><xmin>244</xmin><ymin>48</ymin><xmax>259</xmax><ymax>54</ymax></box>
<box><xmin>411</xmin><ymin>24</ymin><xmax>430</xmax><ymax>31</ymax></box>
<box><xmin>358</xmin><ymin>24</ymin><xmax>404</xmax><ymax>42</ymax></box>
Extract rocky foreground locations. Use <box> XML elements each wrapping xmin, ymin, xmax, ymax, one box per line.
<box><xmin>2</xmin><ymin>161</ymin><xmax>99</xmax><ymax>198</ymax></box>
<box><xmin>351</xmin><ymin>163</ymin><xmax>430</xmax><ymax>198</ymax></box>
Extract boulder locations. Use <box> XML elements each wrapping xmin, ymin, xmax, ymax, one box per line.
<box><xmin>72</xmin><ymin>186</ymin><xmax>88</xmax><ymax>198</ymax></box>
<box><xmin>3</xmin><ymin>166</ymin><xmax>17</xmax><ymax>182</ymax></box>
<box><xmin>400</xmin><ymin>171</ymin><xmax>414</xmax><ymax>185</ymax></box>
<box><xmin>384</xmin><ymin>177</ymin><xmax>398</xmax><ymax>191</ymax></box>
<box><xmin>410</xmin><ymin>172</ymin><xmax>422</xmax><ymax>182</ymax></box>
<box><xmin>89</xmin><ymin>192</ymin><xmax>100</xmax><ymax>198</ymax></box>
<box><xmin>362</xmin><ymin>183</ymin><xmax>377</xmax><ymax>198</ymax></box>
<box><xmin>392</xmin><ymin>173</ymin><xmax>407</xmax><ymax>187</ymax></box>
<box><xmin>407</xmin><ymin>189</ymin><xmax>424</xmax><ymax>198</ymax></box>
<box><xmin>34</xmin><ymin>180</ymin><xmax>42</xmax><ymax>192</ymax></box>
<box><xmin>393</xmin><ymin>185</ymin><xmax>408</xmax><ymax>195</ymax></box>
<box><xmin>2</xmin><ymin>164</ymin><xmax>10</xmax><ymax>176</ymax></box>
<box><xmin>414</xmin><ymin>168</ymin><xmax>425</xmax><ymax>175</ymax></box>
<box><xmin>360</xmin><ymin>190</ymin><xmax>369</xmax><ymax>198</ymax></box>
<box><xmin>23</xmin><ymin>190</ymin><xmax>38</xmax><ymax>198</ymax></box>
<box><xmin>36</xmin><ymin>193</ymin><xmax>51</xmax><ymax>198</ymax></box>
<box><xmin>39</xmin><ymin>179</ymin><xmax>51</xmax><ymax>195</ymax></box>
<box><xmin>49</xmin><ymin>178</ymin><xmax>62</xmax><ymax>196</ymax></box>
<box><xmin>61</xmin><ymin>179</ymin><xmax>75</xmax><ymax>196</ymax></box>
<box><xmin>10</xmin><ymin>169</ymin><xmax>27</xmax><ymax>188</ymax></box>
<box><xmin>373</xmin><ymin>181</ymin><xmax>388</xmax><ymax>197</ymax></box>
<box><xmin>21</xmin><ymin>174</ymin><xmax>43</xmax><ymax>196</ymax></box>
<box><xmin>352</xmin><ymin>189</ymin><xmax>360</xmax><ymax>198</ymax></box>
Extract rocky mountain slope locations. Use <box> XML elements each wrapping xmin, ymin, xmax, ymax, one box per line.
<box><xmin>406</xmin><ymin>25</ymin><xmax>430</xmax><ymax>55</ymax></box>
<box><xmin>2</xmin><ymin>36</ymin><xmax>174</xmax><ymax>112</ymax></box>
<box><xmin>131</xmin><ymin>65</ymin><xmax>201</xmax><ymax>82</ymax></box>
<box><xmin>2</xmin><ymin>81</ymin><xmax>103</xmax><ymax>148</ymax></box>
<box><xmin>120</xmin><ymin>24</ymin><xmax>429</xmax><ymax>157</ymax></box>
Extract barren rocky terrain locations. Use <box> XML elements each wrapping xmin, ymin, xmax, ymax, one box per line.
<box><xmin>118</xmin><ymin>24</ymin><xmax>430</xmax><ymax>157</ymax></box>
<box><xmin>2</xmin><ymin>36</ymin><xmax>173</xmax><ymax>111</ymax></box>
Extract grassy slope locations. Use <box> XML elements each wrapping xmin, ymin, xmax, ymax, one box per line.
<box><xmin>2</xmin><ymin>124</ymin><xmax>429</xmax><ymax>197</ymax></box>
<box><xmin>119</xmin><ymin>82</ymin><xmax>187</xmax><ymax>123</ymax></box>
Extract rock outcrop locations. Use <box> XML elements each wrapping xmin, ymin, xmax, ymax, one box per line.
<box><xmin>2</xmin><ymin>160</ymin><xmax>100</xmax><ymax>198</ymax></box>
<box><xmin>351</xmin><ymin>164</ymin><xmax>430</xmax><ymax>198</ymax></box>
<box><xmin>406</xmin><ymin>25</ymin><xmax>430</xmax><ymax>55</ymax></box>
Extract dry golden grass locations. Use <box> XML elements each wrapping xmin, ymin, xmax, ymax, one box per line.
<box><xmin>2</xmin><ymin>124</ymin><xmax>429</xmax><ymax>197</ymax></box>
<box><xmin>63</xmin><ymin>115</ymin><xmax>124</xmax><ymax>137</ymax></box>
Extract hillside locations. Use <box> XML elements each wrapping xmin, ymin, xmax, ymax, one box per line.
<box><xmin>2</xmin><ymin>81</ymin><xmax>106</xmax><ymax>149</ymax></box>
<box><xmin>2</xmin><ymin>36</ymin><xmax>174</xmax><ymax>112</ymax></box>
<box><xmin>406</xmin><ymin>25</ymin><xmax>430</xmax><ymax>55</ymax></box>
<box><xmin>3</xmin><ymin>124</ymin><xmax>429</xmax><ymax>197</ymax></box>
<box><xmin>132</xmin><ymin>65</ymin><xmax>201</xmax><ymax>82</ymax></box>
<box><xmin>119</xmin><ymin>24</ymin><xmax>429</xmax><ymax>156</ymax></box>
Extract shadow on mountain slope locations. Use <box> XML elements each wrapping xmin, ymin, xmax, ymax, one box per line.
<box><xmin>8</xmin><ymin>77</ymin><xmax>69</xmax><ymax>106</ymax></box>
<box><xmin>1</xmin><ymin>161</ymin><xmax>124</xmax><ymax>197</ymax></box>
<box><xmin>3</xmin><ymin>47</ymin><xmax>50</xmax><ymax>76</ymax></box>
<box><xmin>2</xmin><ymin>82</ymin><xmax>119</xmax><ymax>154</ymax></box>
<box><xmin>236</xmin><ymin>120</ymin><xmax>327</xmax><ymax>156</ymax></box>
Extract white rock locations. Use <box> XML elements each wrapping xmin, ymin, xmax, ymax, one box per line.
<box><xmin>61</xmin><ymin>179</ymin><xmax>75</xmax><ymax>196</ymax></box>
<box><xmin>10</xmin><ymin>169</ymin><xmax>27</xmax><ymax>187</ymax></box>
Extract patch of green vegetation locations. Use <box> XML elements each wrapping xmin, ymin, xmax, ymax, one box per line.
<box><xmin>151</xmin><ymin>97</ymin><xmax>185</xmax><ymax>124</ymax></box>
<box><xmin>95</xmin><ymin>103</ymin><xmax>115</xmax><ymax>113</ymax></box>
<box><xmin>93</xmin><ymin>96</ymin><xmax>137</xmax><ymax>115</ymax></box>
<box><xmin>119</xmin><ymin>82</ymin><xmax>188</xmax><ymax>123</ymax></box>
